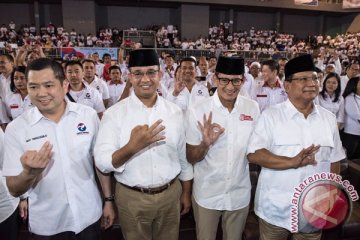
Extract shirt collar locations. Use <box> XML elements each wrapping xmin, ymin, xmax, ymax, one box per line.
<box><xmin>284</xmin><ymin>99</ymin><xmax>320</xmax><ymax>120</ymax></box>
<box><xmin>129</xmin><ymin>92</ymin><xmax>161</xmax><ymax>109</ymax></box>
<box><xmin>29</xmin><ymin>99</ymin><xmax>78</xmax><ymax>126</ymax></box>
<box><xmin>263</xmin><ymin>79</ymin><xmax>282</xmax><ymax>88</ymax></box>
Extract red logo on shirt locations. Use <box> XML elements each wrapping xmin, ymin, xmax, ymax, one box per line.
<box><xmin>10</xmin><ymin>104</ymin><xmax>19</xmax><ymax>109</ymax></box>
<box><xmin>239</xmin><ymin>114</ymin><xmax>253</xmax><ymax>121</ymax></box>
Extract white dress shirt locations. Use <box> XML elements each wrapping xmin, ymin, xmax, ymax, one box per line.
<box><xmin>86</xmin><ymin>76</ymin><xmax>110</xmax><ymax>101</ymax></box>
<box><xmin>94</xmin><ymin>93</ymin><xmax>193</xmax><ymax>188</ymax></box>
<box><xmin>0</xmin><ymin>128</ymin><xmax>19</xmax><ymax>223</ymax></box>
<box><xmin>107</xmin><ymin>81</ymin><xmax>125</xmax><ymax>108</ymax></box>
<box><xmin>250</xmin><ymin>79</ymin><xmax>288</xmax><ymax>112</ymax></box>
<box><xmin>2</xmin><ymin>102</ymin><xmax>102</xmax><ymax>235</ymax></box>
<box><xmin>247</xmin><ymin>100</ymin><xmax>346</xmax><ymax>231</ymax></box>
<box><xmin>67</xmin><ymin>83</ymin><xmax>105</xmax><ymax>113</ymax></box>
<box><xmin>344</xmin><ymin>93</ymin><xmax>360</xmax><ymax>135</ymax></box>
<box><xmin>0</xmin><ymin>74</ymin><xmax>12</xmax><ymax>100</ymax></box>
<box><xmin>0</xmin><ymin>98</ymin><xmax>10</xmax><ymax>124</ymax></box>
<box><xmin>166</xmin><ymin>81</ymin><xmax>210</xmax><ymax>111</ymax></box>
<box><xmin>316</xmin><ymin>93</ymin><xmax>345</xmax><ymax>124</ymax></box>
<box><xmin>5</xmin><ymin>93</ymin><xmax>33</xmax><ymax>119</ymax></box>
<box><xmin>186</xmin><ymin>91</ymin><xmax>260</xmax><ymax>210</ymax></box>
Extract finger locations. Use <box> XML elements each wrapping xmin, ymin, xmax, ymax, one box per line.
<box><xmin>208</xmin><ymin>112</ymin><xmax>213</xmax><ymax>125</ymax></box>
<box><xmin>37</xmin><ymin>142</ymin><xmax>53</xmax><ymax>161</ymax></box>
<box><xmin>150</xmin><ymin>135</ymin><xmax>166</xmax><ymax>144</ymax></box>
<box><xmin>197</xmin><ymin>121</ymin><xmax>204</xmax><ymax>132</ymax></box>
<box><xmin>150</xmin><ymin>124</ymin><xmax>165</xmax><ymax>138</ymax></box>
<box><xmin>148</xmin><ymin>120</ymin><xmax>163</xmax><ymax>132</ymax></box>
<box><xmin>203</xmin><ymin>113</ymin><xmax>208</xmax><ymax>128</ymax></box>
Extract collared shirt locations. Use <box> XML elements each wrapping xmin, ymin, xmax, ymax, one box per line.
<box><xmin>5</xmin><ymin>93</ymin><xmax>33</xmax><ymax>119</ymax></box>
<box><xmin>95</xmin><ymin>62</ymin><xmax>104</xmax><ymax>79</ymax></box>
<box><xmin>0</xmin><ymin>98</ymin><xmax>10</xmax><ymax>124</ymax></box>
<box><xmin>0</xmin><ymin>128</ymin><xmax>19</xmax><ymax>223</ymax></box>
<box><xmin>166</xmin><ymin>81</ymin><xmax>210</xmax><ymax>111</ymax></box>
<box><xmin>107</xmin><ymin>81</ymin><xmax>125</xmax><ymax>108</ymax></box>
<box><xmin>250</xmin><ymin>79</ymin><xmax>287</xmax><ymax>112</ymax></box>
<box><xmin>94</xmin><ymin>93</ymin><xmax>193</xmax><ymax>188</ymax></box>
<box><xmin>86</xmin><ymin>76</ymin><xmax>110</xmax><ymax>100</ymax></box>
<box><xmin>161</xmin><ymin>64</ymin><xmax>177</xmax><ymax>90</ymax></box>
<box><xmin>315</xmin><ymin>93</ymin><xmax>344</xmax><ymax>123</ymax></box>
<box><xmin>344</xmin><ymin>93</ymin><xmax>360</xmax><ymax>135</ymax></box>
<box><xmin>2</xmin><ymin>102</ymin><xmax>102</xmax><ymax>235</ymax></box>
<box><xmin>67</xmin><ymin>83</ymin><xmax>105</xmax><ymax>113</ymax></box>
<box><xmin>247</xmin><ymin>99</ymin><xmax>345</xmax><ymax>231</ymax></box>
<box><xmin>186</xmin><ymin>91</ymin><xmax>260</xmax><ymax>210</ymax></box>
<box><xmin>0</xmin><ymin>74</ymin><xmax>11</xmax><ymax>100</ymax></box>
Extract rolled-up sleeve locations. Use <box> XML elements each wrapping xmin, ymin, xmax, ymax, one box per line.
<box><xmin>177</xmin><ymin>112</ymin><xmax>193</xmax><ymax>181</ymax></box>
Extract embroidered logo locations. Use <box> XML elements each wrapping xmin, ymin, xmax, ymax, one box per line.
<box><xmin>77</xmin><ymin>123</ymin><xmax>89</xmax><ymax>135</ymax></box>
<box><xmin>239</xmin><ymin>114</ymin><xmax>253</xmax><ymax>121</ymax></box>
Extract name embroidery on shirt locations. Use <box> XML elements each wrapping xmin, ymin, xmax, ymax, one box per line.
<box><xmin>239</xmin><ymin>114</ymin><xmax>253</xmax><ymax>121</ymax></box>
<box><xmin>77</xmin><ymin>123</ymin><xmax>89</xmax><ymax>135</ymax></box>
<box><xmin>26</xmin><ymin>134</ymin><xmax>47</xmax><ymax>142</ymax></box>
<box><xmin>10</xmin><ymin>104</ymin><xmax>19</xmax><ymax>109</ymax></box>
<box><xmin>256</xmin><ymin>94</ymin><xmax>267</xmax><ymax>98</ymax></box>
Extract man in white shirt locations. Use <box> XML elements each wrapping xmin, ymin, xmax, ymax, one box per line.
<box><xmin>340</xmin><ymin>62</ymin><xmax>359</xmax><ymax>95</ymax></box>
<box><xmin>247</xmin><ymin>54</ymin><xmax>345</xmax><ymax>240</ymax></box>
<box><xmin>251</xmin><ymin>59</ymin><xmax>287</xmax><ymax>112</ymax></box>
<box><xmin>92</xmin><ymin>52</ymin><xmax>104</xmax><ymax>78</ymax></box>
<box><xmin>107</xmin><ymin>65</ymin><xmax>125</xmax><ymax>107</ymax></box>
<box><xmin>65</xmin><ymin>61</ymin><xmax>105</xmax><ymax>118</ymax></box>
<box><xmin>161</xmin><ymin>53</ymin><xmax>177</xmax><ymax>90</ymax></box>
<box><xmin>197</xmin><ymin>56</ymin><xmax>214</xmax><ymax>89</ymax></box>
<box><xmin>94</xmin><ymin>49</ymin><xmax>193</xmax><ymax>240</ymax></box>
<box><xmin>0</xmin><ymin>54</ymin><xmax>15</xmax><ymax>100</ymax></box>
<box><xmin>187</xmin><ymin>56</ymin><xmax>260</xmax><ymax>240</ymax></box>
<box><xmin>2</xmin><ymin>58</ymin><xmax>115</xmax><ymax>239</ymax></box>
<box><xmin>167</xmin><ymin>57</ymin><xmax>209</xmax><ymax>111</ymax></box>
<box><xmin>82</xmin><ymin>59</ymin><xmax>110</xmax><ymax>108</ymax></box>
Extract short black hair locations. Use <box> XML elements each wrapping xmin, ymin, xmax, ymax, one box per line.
<box><xmin>180</xmin><ymin>57</ymin><xmax>197</xmax><ymax>67</ymax></box>
<box><xmin>261</xmin><ymin>59</ymin><xmax>279</xmax><ymax>73</ymax></box>
<box><xmin>10</xmin><ymin>66</ymin><xmax>26</xmax><ymax>93</ymax></box>
<box><xmin>82</xmin><ymin>59</ymin><xmax>96</xmax><ymax>66</ymax></box>
<box><xmin>102</xmin><ymin>53</ymin><xmax>111</xmax><ymax>60</ymax></box>
<box><xmin>64</xmin><ymin>60</ymin><xmax>83</xmax><ymax>71</ymax></box>
<box><xmin>26</xmin><ymin>58</ymin><xmax>65</xmax><ymax>83</ymax></box>
<box><xmin>0</xmin><ymin>53</ymin><xmax>14</xmax><ymax>63</ymax></box>
<box><xmin>109</xmin><ymin>65</ymin><xmax>121</xmax><ymax>74</ymax></box>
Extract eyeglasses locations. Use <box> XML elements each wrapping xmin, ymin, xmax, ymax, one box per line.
<box><xmin>131</xmin><ymin>70</ymin><xmax>159</xmax><ymax>80</ymax></box>
<box><xmin>290</xmin><ymin>76</ymin><xmax>319</xmax><ymax>83</ymax></box>
<box><xmin>217</xmin><ymin>77</ymin><xmax>243</xmax><ymax>86</ymax></box>
<box><xmin>0</xmin><ymin>61</ymin><xmax>10</xmax><ymax>65</ymax></box>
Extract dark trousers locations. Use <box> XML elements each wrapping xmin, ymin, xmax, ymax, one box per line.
<box><xmin>341</xmin><ymin>132</ymin><xmax>360</xmax><ymax>160</ymax></box>
<box><xmin>30</xmin><ymin>219</ymin><xmax>101</xmax><ymax>240</ymax></box>
<box><xmin>0</xmin><ymin>208</ymin><xmax>19</xmax><ymax>240</ymax></box>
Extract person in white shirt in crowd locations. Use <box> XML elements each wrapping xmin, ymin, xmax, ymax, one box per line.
<box><xmin>2</xmin><ymin>58</ymin><xmax>115</xmax><ymax>240</ymax></box>
<box><xmin>249</xmin><ymin>61</ymin><xmax>263</xmax><ymax>87</ymax></box>
<box><xmin>0</xmin><ymin>54</ymin><xmax>15</xmax><ymax>100</ymax></box>
<box><xmin>316</xmin><ymin>51</ymin><xmax>342</xmax><ymax>76</ymax></box>
<box><xmin>118</xmin><ymin>44</ymin><xmax>131</xmax><ymax>82</ymax></box>
<box><xmin>315</xmin><ymin>72</ymin><xmax>345</xmax><ymax>129</ymax></box>
<box><xmin>107</xmin><ymin>65</ymin><xmax>125</xmax><ymax>108</ymax></box>
<box><xmin>341</xmin><ymin>76</ymin><xmax>360</xmax><ymax>160</ymax></box>
<box><xmin>197</xmin><ymin>56</ymin><xmax>214</xmax><ymax>89</ymax></box>
<box><xmin>277</xmin><ymin>57</ymin><xmax>288</xmax><ymax>82</ymax></box>
<box><xmin>0</xmin><ymin>127</ymin><xmax>28</xmax><ymax>240</ymax></box>
<box><xmin>5</xmin><ymin>66</ymin><xmax>33</xmax><ymax>120</ymax></box>
<box><xmin>161</xmin><ymin>53</ymin><xmax>177</xmax><ymax>90</ymax></box>
<box><xmin>208</xmin><ymin>55</ymin><xmax>217</xmax><ymax>73</ymax></box>
<box><xmin>91</xmin><ymin>52</ymin><xmax>104</xmax><ymax>78</ymax></box>
<box><xmin>315</xmin><ymin>67</ymin><xmax>325</xmax><ymax>90</ymax></box>
<box><xmin>251</xmin><ymin>59</ymin><xmax>287</xmax><ymax>112</ymax></box>
<box><xmin>65</xmin><ymin>61</ymin><xmax>105</xmax><ymax>118</ymax></box>
<box><xmin>340</xmin><ymin>62</ymin><xmax>359</xmax><ymax>95</ymax></box>
<box><xmin>167</xmin><ymin>57</ymin><xmax>209</xmax><ymax>111</ymax></box>
<box><xmin>186</xmin><ymin>56</ymin><xmax>260</xmax><ymax>240</ymax></box>
<box><xmin>94</xmin><ymin>49</ymin><xmax>193</xmax><ymax>240</ymax></box>
<box><xmin>82</xmin><ymin>59</ymin><xmax>110</xmax><ymax>108</ymax></box>
<box><xmin>247</xmin><ymin>54</ymin><xmax>345</xmax><ymax>240</ymax></box>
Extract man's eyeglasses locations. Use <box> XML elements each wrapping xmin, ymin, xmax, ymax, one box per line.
<box><xmin>217</xmin><ymin>75</ymin><xmax>243</xmax><ymax>86</ymax></box>
<box><xmin>131</xmin><ymin>70</ymin><xmax>159</xmax><ymax>80</ymax></box>
<box><xmin>290</xmin><ymin>76</ymin><xmax>319</xmax><ymax>83</ymax></box>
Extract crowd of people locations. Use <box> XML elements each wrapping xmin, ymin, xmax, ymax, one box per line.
<box><xmin>0</xmin><ymin>18</ymin><xmax>360</xmax><ymax>240</ymax></box>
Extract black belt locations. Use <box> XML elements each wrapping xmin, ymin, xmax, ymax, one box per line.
<box><xmin>120</xmin><ymin>177</ymin><xmax>177</xmax><ymax>195</ymax></box>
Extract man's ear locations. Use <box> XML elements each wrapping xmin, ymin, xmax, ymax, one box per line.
<box><xmin>283</xmin><ymin>81</ymin><xmax>290</xmax><ymax>93</ymax></box>
<box><xmin>212</xmin><ymin>73</ymin><xmax>218</xmax><ymax>87</ymax></box>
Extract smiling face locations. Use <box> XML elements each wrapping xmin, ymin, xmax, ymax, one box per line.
<box><xmin>214</xmin><ymin>72</ymin><xmax>243</xmax><ymax>106</ymax></box>
<box><xmin>129</xmin><ymin>65</ymin><xmax>161</xmax><ymax>104</ymax></box>
<box><xmin>14</xmin><ymin>71</ymin><xmax>27</xmax><ymax>92</ymax></box>
<box><xmin>27</xmin><ymin>68</ymin><xmax>68</xmax><ymax>117</ymax></box>
<box><xmin>324</xmin><ymin>76</ymin><xmax>339</xmax><ymax>96</ymax></box>
<box><xmin>284</xmin><ymin>71</ymin><xmax>319</xmax><ymax>104</ymax></box>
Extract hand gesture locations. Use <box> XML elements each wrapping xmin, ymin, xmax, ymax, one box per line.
<box><xmin>128</xmin><ymin>120</ymin><xmax>166</xmax><ymax>153</ymax></box>
<box><xmin>19</xmin><ymin>199</ymin><xmax>28</xmax><ymax>221</ymax></box>
<box><xmin>198</xmin><ymin>112</ymin><xmax>224</xmax><ymax>147</ymax></box>
<box><xmin>20</xmin><ymin>141</ymin><xmax>53</xmax><ymax>177</ymax></box>
<box><xmin>173</xmin><ymin>75</ymin><xmax>185</xmax><ymax>96</ymax></box>
<box><xmin>292</xmin><ymin>144</ymin><xmax>320</xmax><ymax>168</ymax></box>
<box><xmin>180</xmin><ymin>191</ymin><xmax>191</xmax><ymax>215</ymax></box>
<box><xmin>101</xmin><ymin>202</ymin><xmax>115</xmax><ymax>230</ymax></box>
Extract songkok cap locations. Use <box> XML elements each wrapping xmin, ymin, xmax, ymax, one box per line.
<box><xmin>215</xmin><ymin>56</ymin><xmax>244</xmax><ymax>75</ymax></box>
<box><xmin>250</xmin><ymin>61</ymin><xmax>261</xmax><ymax>69</ymax></box>
<box><xmin>128</xmin><ymin>49</ymin><xmax>159</xmax><ymax>68</ymax></box>
<box><xmin>285</xmin><ymin>54</ymin><xmax>316</xmax><ymax>80</ymax></box>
